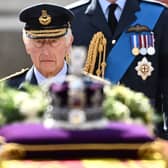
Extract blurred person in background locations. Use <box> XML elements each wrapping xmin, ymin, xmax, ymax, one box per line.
<box><xmin>69</xmin><ymin>0</ymin><xmax>168</xmax><ymax>138</ymax></box>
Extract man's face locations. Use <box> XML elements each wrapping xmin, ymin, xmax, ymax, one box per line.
<box><xmin>24</xmin><ymin>36</ymin><xmax>70</xmax><ymax>77</ymax></box>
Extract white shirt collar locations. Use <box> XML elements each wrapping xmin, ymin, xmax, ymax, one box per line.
<box><xmin>34</xmin><ymin>61</ymin><xmax>67</xmax><ymax>85</ymax></box>
<box><xmin>98</xmin><ymin>0</ymin><xmax>127</xmax><ymax>21</ymax></box>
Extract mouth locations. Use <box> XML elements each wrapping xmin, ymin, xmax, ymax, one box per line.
<box><xmin>40</xmin><ymin>60</ymin><xmax>55</xmax><ymax>62</ymax></box>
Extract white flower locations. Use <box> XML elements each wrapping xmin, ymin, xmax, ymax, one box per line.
<box><xmin>19</xmin><ymin>97</ymin><xmax>42</xmax><ymax>118</ymax></box>
<box><xmin>13</xmin><ymin>91</ymin><xmax>29</xmax><ymax>106</ymax></box>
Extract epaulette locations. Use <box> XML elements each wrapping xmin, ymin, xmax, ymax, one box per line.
<box><xmin>142</xmin><ymin>0</ymin><xmax>168</xmax><ymax>8</ymax></box>
<box><xmin>0</xmin><ymin>68</ymin><xmax>29</xmax><ymax>82</ymax></box>
<box><xmin>66</xmin><ymin>0</ymin><xmax>90</xmax><ymax>9</ymax></box>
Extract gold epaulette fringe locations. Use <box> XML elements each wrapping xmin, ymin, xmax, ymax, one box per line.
<box><xmin>83</xmin><ymin>32</ymin><xmax>107</xmax><ymax>79</ymax></box>
<box><xmin>0</xmin><ymin>68</ymin><xmax>29</xmax><ymax>82</ymax></box>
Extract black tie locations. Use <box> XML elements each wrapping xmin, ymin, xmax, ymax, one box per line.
<box><xmin>108</xmin><ymin>4</ymin><xmax>118</xmax><ymax>35</ymax></box>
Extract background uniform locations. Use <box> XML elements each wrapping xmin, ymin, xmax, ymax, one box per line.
<box><xmin>70</xmin><ymin>0</ymin><xmax>168</xmax><ymax>138</ymax></box>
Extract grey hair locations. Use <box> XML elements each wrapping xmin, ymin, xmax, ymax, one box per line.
<box><xmin>64</xmin><ymin>28</ymin><xmax>73</xmax><ymax>45</ymax></box>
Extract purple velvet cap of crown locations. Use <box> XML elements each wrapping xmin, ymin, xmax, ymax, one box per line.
<box><xmin>50</xmin><ymin>82</ymin><xmax>68</xmax><ymax>93</ymax></box>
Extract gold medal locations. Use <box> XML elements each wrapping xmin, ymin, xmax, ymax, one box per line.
<box><xmin>132</xmin><ymin>47</ymin><xmax>140</xmax><ymax>56</ymax></box>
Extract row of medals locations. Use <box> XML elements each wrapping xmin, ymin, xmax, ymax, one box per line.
<box><xmin>131</xmin><ymin>32</ymin><xmax>155</xmax><ymax>80</ymax></box>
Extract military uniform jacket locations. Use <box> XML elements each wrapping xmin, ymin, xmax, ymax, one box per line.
<box><xmin>6</xmin><ymin>67</ymin><xmax>38</xmax><ymax>89</ymax></box>
<box><xmin>5</xmin><ymin>65</ymin><xmax>69</xmax><ymax>89</ymax></box>
<box><xmin>70</xmin><ymin>0</ymin><xmax>168</xmax><ymax>129</ymax></box>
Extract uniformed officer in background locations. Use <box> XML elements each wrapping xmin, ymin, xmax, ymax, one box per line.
<box><xmin>69</xmin><ymin>0</ymin><xmax>168</xmax><ymax>138</ymax></box>
<box><xmin>2</xmin><ymin>3</ymin><xmax>74</xmax><ymax>88</ymax></box>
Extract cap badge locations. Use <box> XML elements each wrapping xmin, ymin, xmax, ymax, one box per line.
<box><xmin>135</xmin><ymin>57</ymin><xmax>154</xmax><ymax>80</ymax></box>
<box><xmin>39</xmin><ymin>10</ymin><xmax>52</xmax><ymax>25</ymax></box>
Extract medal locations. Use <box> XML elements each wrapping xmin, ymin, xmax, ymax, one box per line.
<box><xmin>132</xmin><ymin>47</ymin><xmax>140</xmax><ymax>56</ymax></box>
<box><xmin>131</xmin><ymin>34</ymin><xmax>140</xmax><ymax>56</ymax></box>
<box><xmin>147</xmin><ymin>46</ymin><xmax>155</xmax><ymax>55</ymax></box>
<box><xmin>147</xmin><ymin>32</ymin><xmax>156</xmax><ymax>55</ymax></box>
<box><xmin>139</xmin><ymin>34</ymin><xmax>147</xmax><ymax>55</ymax></box>
<box><xmin>140</xmin><ymin>47</ymin><xmax>147</xmax><ymax>55</ymax></box>
<box><xmin>130</xmin><ymin>28</ymin><xmax>156</xmax><ymax>57</ymax></box>
<box><xmin>135</xmin><ymin>57</ymin><xmax>154</xmax><ymax>80</ymax></box>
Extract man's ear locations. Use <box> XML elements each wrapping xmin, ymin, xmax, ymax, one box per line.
<box><xmin>69</xmin><ymin>34</ymin><xmax>74</xmax><ymax>47</ymax></box>
<box><xmin>66</xmin><ymin>34</ymin><xmax>74</xmax><ymax>53</ymax></box>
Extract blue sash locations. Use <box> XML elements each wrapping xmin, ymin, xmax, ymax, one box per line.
<box><xmin>104</xmin><ymin>2</ymin><xmax>164</xmax><ymax>84</ymax></box>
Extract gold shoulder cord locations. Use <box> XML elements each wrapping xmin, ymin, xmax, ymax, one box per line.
<box><xmin>83</xmin><ymin>32</ymin><xmax>107</xmax><ymax>79</ymax></box>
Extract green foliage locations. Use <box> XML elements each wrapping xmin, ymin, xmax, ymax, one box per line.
<box><xmin>103</xmin><ymin>85</ymin><xmax>156</xmax><ymax>125</ymax></box>
<box><xmin>0</xmin><ymin>82</ymin><xmax>49</xmax><ymax>125</ymax></box>
<box><xmin>0</xmin><ymin>81</ymin><xmax>160</xmax><ymax>127</ymax></box>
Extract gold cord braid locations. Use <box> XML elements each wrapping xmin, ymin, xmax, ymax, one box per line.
<box><xmin>83</xmin><ymin>32</ymin><xmax>97</xmax><ymax>73</ymax></box>
<box><xmin>101</xmin><ymin>37</ymin><xmax>107</xmax><ymax>78</ymax></box>
<box><xmin>83</xmin><ymin>32</ymin><xmax>107</xmax><ymax>78</ymax></box>
<box><xmin>65</xmin><ymin>53</ymin><xmax>70</xmax><ymax>65</ymax></box>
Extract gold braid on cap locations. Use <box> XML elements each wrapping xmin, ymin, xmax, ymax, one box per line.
<box><xmin>25</xmin><ymin>28</ymin><xmax>67</xmax><ymax>39</ymax></box>
<box><xmin>83</xmin><ymin>32</ymin><xmax>107</xmax><ymax>78</ymax></box>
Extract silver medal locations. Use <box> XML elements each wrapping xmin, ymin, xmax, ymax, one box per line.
<box><xmin>140</xmin><ymin>47</ymin><xmax>147</xmax><ymax>55</ymax></box>
<box><xmin>147</xmin><ymin>46</ymin><xmax>156</xmax><ymax>55</ymax></box>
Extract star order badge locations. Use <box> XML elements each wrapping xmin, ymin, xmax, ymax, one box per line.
<box><xmin>135</xmin><ymin>57</ymin><xmax>154</xmax><ymax>80</ymax></box>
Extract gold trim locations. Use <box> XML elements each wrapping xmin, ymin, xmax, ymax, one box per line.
<box><xmin>0</xmin><ymin>68</ymin><xmax>29</xmax><ymax>82</ymax></box>
<box><xmin>83</xmin><ymin>32</ymin><xmax>107</xmax><ymax>79</ymax></box>
<box><xmin>0</xmin><ymin>142</ymin><xmax>144</xmax><ymax>160</ymax></box>
<box><xmin>82</xmin><ymin>71</ymin><xmax>111</xmax><ymax>85</ymax></box>
<box><xmin>0</xmin><ymin>143</ymin><xmax>25</xmax><ymax>160</ymax></box>
<box><xmin>17</xmin><ymin>143</ymin><xmax>143</xmax><ymax>151</ymax></box>
<box><xmin>65</xmin><ymin>53</ymin><xmax>70</xmax><ymax>64</ymax></box>
<box><xmin>2</xmin><ymin>141</ymin><xmax>166</xmax><ymax>160</ymax></box>
<box><xmin>26</xmin><ymin>32</ymin><xmax>66</xmax><ymax>38</ymax></box>
<box><xmin>26</xmin><ymin>28</ymin><xmax>67</xmax><ymax>33</ymax></box>
<box><xmin>26</xmin><ymin>29</ymin><xmax>67</xmax><ymax>38</ymax></box>
<box><xmin>138</xmin><ymin>139</ymin><xmax>168</xmax><ymax>160</ymax></box>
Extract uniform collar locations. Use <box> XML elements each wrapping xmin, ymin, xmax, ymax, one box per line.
<box><xmin>98</xmin><ymin>0</ymin><xmax>126</xmax><ymax>15</ymax></box>
<box><xmin>85</xmin><ymin>0</ymin><xmax>139</xmax><ymax>40</ymax></box>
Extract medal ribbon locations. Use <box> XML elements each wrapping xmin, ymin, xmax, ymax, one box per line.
<box><xmin>105</xmin><ymin>2</ymin><xmax>164</xmax><ymax>84</ymax></box>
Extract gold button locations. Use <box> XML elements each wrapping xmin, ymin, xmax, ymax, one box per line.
<box><xmin>112</xmin><ymin>40</ymin><xmax>116</xmax><ymax>45</ymax></box>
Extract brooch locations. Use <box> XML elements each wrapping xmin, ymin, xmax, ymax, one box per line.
<box><xmin>135</xmin><ymin>57</ymin><xmax>154</xmax><ymax>80</ymax></box>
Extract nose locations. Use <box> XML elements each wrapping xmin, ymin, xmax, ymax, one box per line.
<box><xmin>41</xmin><ymin>43</ymin><xmax>50</xmax><ymax>54</ymax></box>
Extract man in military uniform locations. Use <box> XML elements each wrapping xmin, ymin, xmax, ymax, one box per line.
<box><xmin>69</xmin><ymin>0</ymin><xmax>168</xmax><ymax>138</ymax></box>
<box><xmin>3</xmin><ymin>3</ymin><xmax>74</xmax><ymax>88</ymax></box>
